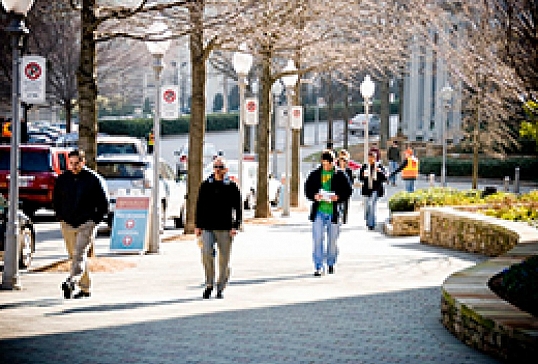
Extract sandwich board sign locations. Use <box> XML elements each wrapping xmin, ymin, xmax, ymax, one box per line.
<box><xmin>110</xmin><ymin>196</ymin><xmax>151</xmax><ymax>253</ymax></box>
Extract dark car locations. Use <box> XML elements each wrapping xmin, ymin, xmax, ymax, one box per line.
<box><xmin>0</xmin><ymin>197</ymin><xmax>36</xmax><ymax>270</ymax></box>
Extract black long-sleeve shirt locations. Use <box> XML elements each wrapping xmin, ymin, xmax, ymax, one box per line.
<box><xmin>195</xmin><ymin>175</ymin><xmax>242</xmax><ymax>230</ymax></box>
<box><xmin>53</xmin><ymin>168</ymin><xmax>109</xmax><ymax>227</ymax></box>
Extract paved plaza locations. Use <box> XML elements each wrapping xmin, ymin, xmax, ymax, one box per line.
<box><xmin>0</xmin><ymin>176</ymin><xmax>513</xmax><ymax>364</ymax></box>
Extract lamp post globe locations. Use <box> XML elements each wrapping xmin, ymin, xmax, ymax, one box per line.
<box><xmin>145</xmin><ymin>21</ymin><xmax>171</xmax><ymax>254</ymax></box>
<box><xmin>360</xmin><ymin>75</ymin><xmax>375</xmax><ymax>164</ymax></box>
<box><xmin>280</xmin><ymin>60</ymin><xmax>298</xmax><ymax>217</ymax></box>
<box><xmin>439</xmin><ymin>84</ymin><xmax>453</xmax><ymax>187</ymax></box>
<box><xmin>233</xmin><ymin>44</ymin><xmax>253</xmax><ymax>201</ymax></box>
<box><xmin>1</xmin><ymin>0</ymin><xmax>35</xmax><ymax>15</ymax></box>
<box><xmin>1</xmin><ymin>0</ymin><xmax>36</xmax><ymax>290</ymax></box>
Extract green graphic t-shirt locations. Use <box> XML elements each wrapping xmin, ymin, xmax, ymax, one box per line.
<box><xmin>318</xmin><ymin>169</ymin><xmax>334</xmax><ymax>215</ymax></box>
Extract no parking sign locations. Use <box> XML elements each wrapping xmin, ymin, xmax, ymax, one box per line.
<box><xmin>244</xmin><ymin>97</ymin><xmax>258</xmax><ymax>125</ymax></box>
<box><xmin>21</xmin><ymin>56</ymin><xmax>46</xmax><ymax>104</ymax></box>
<box><xmin>161</xmin><ymin>85</ymin><xmax>179</xmax><ymax>120</ymax></box>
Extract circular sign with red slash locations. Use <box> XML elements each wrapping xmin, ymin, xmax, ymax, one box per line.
<box><xmin>246</xmin><ymin>100</ymin><xmax>257</xmax><ymax>112</ymax></box>
<box><xmin>122</xmin><ymin>235</ymin><xmax>133</xmax><ymax>247</ymax></box>
<box><xmin>24</xmin><ymin>62</ymin><xmax>42</xmax><ymax>80</ymax></box>
<box><xmin>125</xmin><ymin>219</ymin><xmax>135</xmax><ymax>229</ymax></box>
<box><xmin>163</xmin><ymin>89</ymin><xmax>176</xmax><ymax>103</ymax></box>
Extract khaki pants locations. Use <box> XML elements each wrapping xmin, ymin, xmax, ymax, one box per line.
<box><xmin>61</xmin><ymin>221</ymin><xmax>95</xmax><ymax>293</ymax></box>
<box><xmin>201</xmin><ymin>230</ymin><xmax>232</xmax><ymax>292</ymax></box>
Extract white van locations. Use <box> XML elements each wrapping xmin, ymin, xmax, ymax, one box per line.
<box><xmin>97</xmin><ymin>135</ymin><xmax>146</xmax><ymax>156</ymax></box>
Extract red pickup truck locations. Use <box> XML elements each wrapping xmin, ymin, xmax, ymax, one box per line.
<box><xmin>0</xmin><ymin>144</ymin><xmax>71</xmax><ymax>217</ymax></box>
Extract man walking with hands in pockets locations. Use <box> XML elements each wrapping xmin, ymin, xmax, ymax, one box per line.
<box><xmin>305</xmin><ymin>150</ymin><xmax>353</xmax><ymax>276</ymax></box>
<box><xmin>195</xmin><ymin>157</ymin><xmax>242</xmax><ymax>299</ymax></box>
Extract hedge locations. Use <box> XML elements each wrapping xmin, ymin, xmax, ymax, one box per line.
<box><xmin>419</xmin><ymin>156</ymin><xmax>538</xmax><ymax>181</ymax></box>
<box><xmin>98</xmin><ymin>101</ymin><xmax>399</xmax><ymax>138</ymax></box>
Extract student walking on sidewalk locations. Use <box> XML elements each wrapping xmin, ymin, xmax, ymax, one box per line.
<box><xmin>53</xmin><ymin>149</ymin><xmax>109</xmax><ymax>299</ymax></box>
<box><xmin>195</xmin><ymin>157</ymin><xmax>242</xmax><ymax>299</ymax></box>
<box><xmin>305</xmin><ymin>150</ymin><xmax>353</xmax><ymax>276</ymax></box>
<box><xmin>359</xmin><ymin>151</ymin><xmax>388</xmax><ymax>231</ymax></box>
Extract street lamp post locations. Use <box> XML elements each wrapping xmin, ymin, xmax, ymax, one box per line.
<box><xmin>281</xmin><ymin>60</ymin><xmax>299</xmax><ymax>217</ymax></box>
<box><xmin>360</xmin><ymin>75</ymin><xmax>375</xmax><ymax>164</ymax></box>
<box><xmin>1</xmin><ymin>0</ymin><xmax>36</xmax><ymax>291</ymax></box>
<box><xmin>250</xmin><ymin>79</ymin><xmax>259</xmax><ymax>154</ymax></box>
<box><xmin>271</xmin><ymin>80</ymin><xmax>283</xmax><ymax>178</ymax></box>
<box><xmin>145</xmin><ymin>21</ymin><xmax>171</xmax><ymax>254</ymax></box>
<box><xmin>233</xmin><ymin>44</ymin><xmax>253</xmax><ymax>200</ymax></box>
<box><xmin>440</xmin><ymin>84</ymin><xmax>453</xmax><ymax>187</ymax></box>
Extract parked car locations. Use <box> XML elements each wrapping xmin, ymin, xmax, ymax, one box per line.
<box><xmin>348</xmin><ymin>113</ymin><xmax>381</xmax><ymax>136</ymax></box>
<box><xmin>0</xmin><ymin>145</ymin><xmax>71</xmax><ymax>217</ymax></box>
<box><xmin>0</xmin><ymin>196</ymin><xmax>36</xmax><ymax>269</ymax></box>
<box><xmin>203</xmin><ymin>159</ymin><xmax>281</xmax><ymax>209</ymax></box>
<box><xmin>174</xmin><ymin>142</ymin><xmax>218</xmax><ymax>176</ymax></box>
<box><xmin>97</xmin><ymin>135</ymin><xmax>146</xmax><ymax>156</ymax></box>
<box><xmin>97</xmin><ymin>154</ymin><xmax>187</xmax><ymax>229</ymax></box>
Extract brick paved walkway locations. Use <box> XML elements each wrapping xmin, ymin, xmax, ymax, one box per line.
<box><xmin>0</xmin><ymin>191</ymin><xmax>503</xmax><ymax>364</ymax></box>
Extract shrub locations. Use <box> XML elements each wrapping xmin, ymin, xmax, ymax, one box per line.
<box><xmin>489</xmin><ymin>255</ymin><xmax>538</xmax><ymax>317</ymax></box>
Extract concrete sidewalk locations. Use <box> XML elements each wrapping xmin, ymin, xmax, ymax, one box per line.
<box><xmin>0</xmin><ymin>193</ymin><xmax>502</xmax><ymax>364</ymax></box>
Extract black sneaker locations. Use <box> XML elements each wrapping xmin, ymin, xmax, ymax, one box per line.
<box><xmin>216</xmin><ymin>290</ymin><xmax>223</xmax><ymax>299</ymax></box>
<box><xmin>202</xmin><ymin>287</ymin><xmax>213</xmax><ymax>299</ymax></box>
<box><xmin>314</xmin><ymin>270</ymin><xmax>322</xmax><ymax>277</ymax></box>
<box><xmin>73</xmin><ymin>291</ymin><xmax>91</xmax><ymax>299</ymax></box>
<box><xmin>328</xmin><ymin>266</ymin><xmax>335</xmax><ymax>274</ymax></box>
<box><xmin>61</xmin><ymin>281</ymin><xmax>73</xmax><ymax>299</ymax></box>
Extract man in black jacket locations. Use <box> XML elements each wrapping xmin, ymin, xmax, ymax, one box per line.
<box><xmin>304</xmin><ymin>150</ymin><xmax>353</xmax><ymax>276</ymax></box>
<box><xmin>195</xmin><ymin>157</ymin><xmax>242</xmax><ymax>299</ymax></box>
<box><xmin>53</xmin><ymin>149</ymin><xmax>108</xmax><ymax>299</ymax></box>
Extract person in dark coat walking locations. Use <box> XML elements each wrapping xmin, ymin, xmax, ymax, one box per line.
<box><xmin>387</xmin><ymin>140</ymin><xmax>401</xmax><ymax>186</ymax></box>
<box><xmin>305</xmin><ymin>150</ymin><xmax>353</xmax><ymax>276</ymax></box>
<box><xmin>337</xmin><ymin>149</ymin><xmax>354</xmax><ymax>224</ymax></box>
<box><xmin>359</xmin><ymin>151</ymin><xmax>388</xmax><ymax>230</ymax></box>
<box><xmin>195</xmin><ymin>157</ymin><xmax>242</xmax><ymax>299</ymax></box>
<box><xmin>53</xmin><ymin>149</ymin><xmax>108</xmax><ymax>299</ymax></box>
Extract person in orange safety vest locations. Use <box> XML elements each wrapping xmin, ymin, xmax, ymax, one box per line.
<box><xmin>389</xmin><ymin>148</ymin><xmax>419</xmax><ymax>192</ymax></box>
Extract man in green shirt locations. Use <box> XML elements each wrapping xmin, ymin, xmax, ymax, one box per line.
<box><xmin>304</xmin><ymin>150</ymin><xmax>353</xmax><ymax>276</ymax></box>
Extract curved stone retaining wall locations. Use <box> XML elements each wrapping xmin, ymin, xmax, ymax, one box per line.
<box><xmin>418</xmin><ymin>207</ymin><xmax>538</xmax><ymax>363</ymax></box>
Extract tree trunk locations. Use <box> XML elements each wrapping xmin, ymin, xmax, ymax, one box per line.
<box><xmin>379</xmin><ymin>76</ymin><xmax>390</xmax><ymax>150</ymax></box>
<box><xmin>77</xmin><ymin>0</ymin><xmax>98</xmax><ymax>170</ymax></box>
<box><xmin>255</xmin><ymin>46</ymin><xmax>271</xmax><ymax>218</ymax></box>
<box><xmin>184</xmin><ymin>3</ymin><xmax>206</xmax><ymax>235</ymax></box>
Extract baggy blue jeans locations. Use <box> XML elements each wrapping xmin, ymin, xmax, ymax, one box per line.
<box><xmin>389</xmin><ymin>160</ymin><xmax>398</xmax><ymax>184</ymax></box>
<box><xmin>364</xmin><ymin>191</ymin><xmax>379</xmax><ymax>229</ymax></box>
<box><xmin>404</xmin><ymin>179</ymin><xmax>415</xmax><ymax>193</ymax></box>
<box><xmin>312</xmin><ymin>211</ymin><xmax>339</xmax><ymax>271</ymax></box>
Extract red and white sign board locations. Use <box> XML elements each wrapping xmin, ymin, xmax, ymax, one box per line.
<box><xmin>161</xmin><ymin>85</ymin><xmax>179</xmax><ymax>120</ymax></box>
<box><xmin>290</xmin><ymin>106</ymin><xmax>303</xmax><ymax>130</ymax></box>
<box><xmin>21</xmin><ymin>56</ymin><xmax>46</xmax><ymax>104</ymax></box>
<box><xmin>244</xmin><ymin>97</ymin><xmax>259</xmax><ymax>125</ymax></box>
